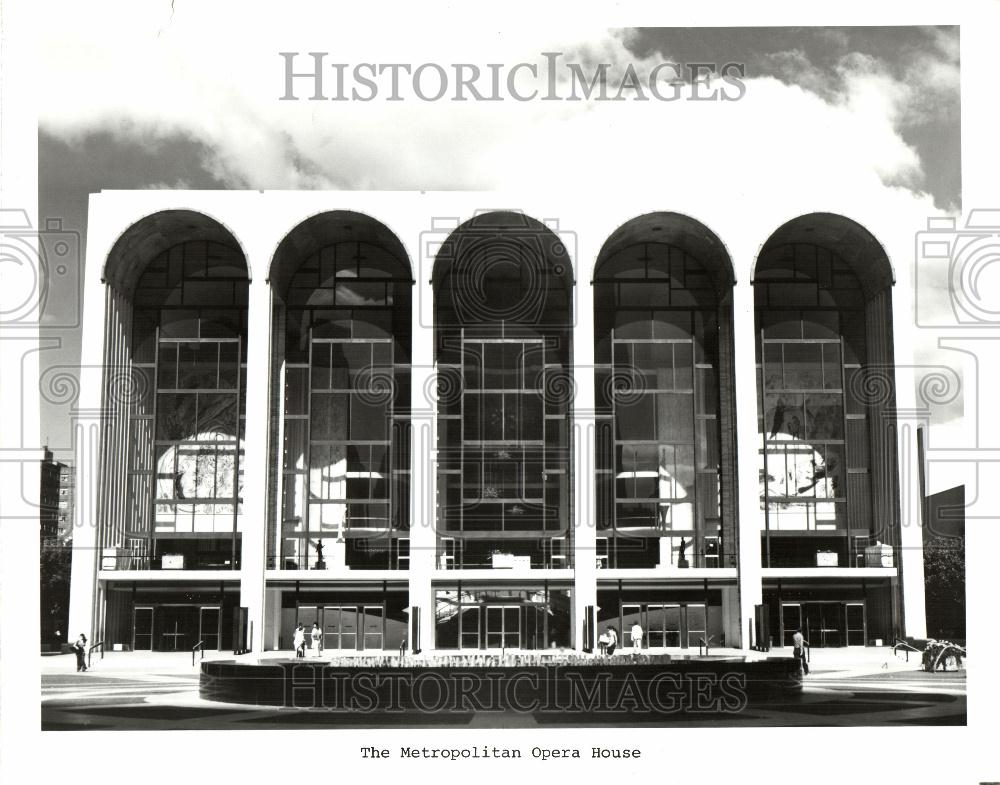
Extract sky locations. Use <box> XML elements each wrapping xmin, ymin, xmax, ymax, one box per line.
<box><xmin>35</xmin><ymin>9</ymin><xmax>964</xmax><ymax>489</ymax></box>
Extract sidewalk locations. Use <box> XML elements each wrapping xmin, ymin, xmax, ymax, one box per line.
<box><xmin>41</xmin><ymin>645</ymin><xmax>936</xmax><ymax>678</ymax></box>
<box><xmin>41</xmin><ymin>650</ymin><xmax>237</xmax><ymax>676</ymax></box>
<box><xmin>771</xmin><ymin>646</ymin><xmax>946</xmax><ymax>678</ymax></box>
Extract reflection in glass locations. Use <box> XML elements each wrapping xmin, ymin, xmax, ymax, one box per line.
<box><xmin>279</xmin><ymin>239</ymin><xmax>411</xmax><ymax>570</ymax></box>
<box><xmin>755</xmin><ymin>245</ymin><xmax>873</xmax><ymax>558</ymax></box>
<box><xmin>125</xmin><ymin>240</ymin><xmax>248</xmax><ymax>568</ymax></box>
<box><xmin>595</xmin><ymin>240</ymin><xmax>723</xmax><ymax>569</ymax></box>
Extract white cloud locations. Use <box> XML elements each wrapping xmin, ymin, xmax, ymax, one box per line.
<box><xmin>38</xmin><ymin>6</ymin><xmax>963</xmax><ymax>436</ymax></box>
<box><xmin>39</xmin><ymin>10</ymin><xmax>940</xmax><ymax>198</ymax></box>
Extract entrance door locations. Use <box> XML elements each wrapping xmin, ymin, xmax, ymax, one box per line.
<box><xmin>157</xmin><ymin>606</ymin><xmax>198</xmax><ymax>651</ymax></box>
<box><xmin>820</xmin><ymin>602</ymin><xmax>844</xmax><ymax>647</ymax></box>
<box><xmin>782</xmin><ymin>603</ymin><xmax>802</xmax><ymax>647</ymax></box>
<box><xmin>685</xmin><ymin>604</ymin><xmax>707</xmax><ymax>649</ymax></box>
<box><xmin>846</xmin><ymin>603</ymin><xmax>866</xmax><ymax>646</ymax></box>
<box><xmin>804</xmin><ymin>602</ymin><xmax>845</xmax><ymax>647</ymax></box>
<box><xmin>460</xmin><ymin>606</ymin><xmax>480</xmax><ymax>650</ymax></box>
<box><xmin>486</xmin><ymin>606</ymin><xmax>520</xmax><ymax>650</ymax></box>
<box><xmin>646</xmin><ymin>604</ymin><xmax>681</xmax><ymax>648</ymax></box>
<box><xmin>361</xmin><ymin>605</ymin><xmax>384</xmax><ymax>650</ymax></box>
<box><xmin>804</xmin><ymin>605</ymin><xmax>823</xmax><ymax>647</ymax></box>
<box><xmin>323</xmin><ymin>606</ymin><xmax>358</xmax><ymax>651</ymax></box>
<box><xmin>133</xmin><ymin>606</ymin><xmax>154</xmax><ymax>651</ymax></box>
<box><xmin>199</xmin><ymin>606</ymin><xmax>221</xmax><ymax>651</ymax></box>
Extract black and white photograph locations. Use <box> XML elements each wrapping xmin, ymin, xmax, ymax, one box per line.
<box><xmin>1</xmin><ymin>2</ymin><xmax>997</xmax><ymax>783</ymax></box>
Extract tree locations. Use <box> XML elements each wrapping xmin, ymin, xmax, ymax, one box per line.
<box><xmin>40</xmin><ymin>544</ymin><xmax>72</xmax><ymax>648</ymax></box>
<box><xmin>923</xmin><ymin>534</ymin><xmax>965</xmax><ymax>639</ymax></box>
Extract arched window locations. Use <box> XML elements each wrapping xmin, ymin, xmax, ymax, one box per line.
<box><xmin>594</xmin><ymin>214</ymin><xmax>735</xmax><ymax>570</ymax></box>
<box><xmin>111</xmin><ymin>213</ymin><xmax>249</xmax><ymax>571</ymax></box>
<box><xmin>432</xmin><ymin>212</ymin><xmax>573</xmax><ymax>571</ymax></box>
<box><xmin>754</xmin><ymin>214</ymin><xmax>894</xmax><ymax>569</ymax></box>
<box><xmin>271</xmin><ymin>212</ymin><xmax>412</xmax><ymax>571</ymax></box>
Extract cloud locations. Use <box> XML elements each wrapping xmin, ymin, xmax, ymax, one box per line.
<box><xmin>37</xmin><ymin>8</ymin><xmax>963</xmax><ymax>432</ymax></box>
<box><xmin>38</xmin><ymin>12</ymin><xmax>943</xmax><ymax>199</ymax></box>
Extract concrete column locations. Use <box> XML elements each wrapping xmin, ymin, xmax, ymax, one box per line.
<box><xmin>67</xmin><ymin>244</ymin><xmax>111</xmax><ymax>643</ymax></box>
<box><xmin>573</xmin><ymin>278</ymin><xmax>597</xmax><ymax>651</ymax></box>
<box><xmin>408</xmin><ymin>273</ymin><xmax>436</xmax><ymax>653</ymax></box>
<box><xmin>732</xmin><ymin>278</ymin><xmax>763</xmax><ymax>647</ymax></box>
<box><xmin>890</xmin><ymin>284</ymin><xmax>927</xmax><ymax>638</ymax></box>
<box><xmin>266</xmin><ymin>587</ymin><xmax>282</xmax><ymax>650</ymax></box>
<box><xmin>67</xmin><ymin>414</ymin><xmax>103</xmax><ymax>642</ymax></box>
<box><xmin>716</xmin><ymin>289</ymin><xmax>741</xmax><ymax>642</ymax></box>
<box><xmin>239</xmin><ymin>276</ymin><xmax>271</xmax><ymax>653</ymax></box>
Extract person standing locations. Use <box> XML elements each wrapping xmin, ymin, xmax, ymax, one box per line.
<box><xmin>630</xmin><ymin>621</ymin><xmax>644</xmax><ymax>653</ymax></box>
<box><xmin>310</xmin><ymin>622</ymin><xmax>322</xmax><ymax>657</ymax></box>
<box><xmin>792</xmin><ymin>629</ymin><xmax>809</xmax><ymax>675</ymax></box>
<box><xmin>293</xmin><ymin>624</ymin><xmax>305</xmax><ymax>658</ymax></box>
<box><xmin>73</xmin><ymin>633</ymin><xmax>88</xmax><ymax>672</ymax></box>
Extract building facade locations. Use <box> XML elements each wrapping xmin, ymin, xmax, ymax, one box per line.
<box><xmin>40</xmin><ymin>447</ymin><xmax>63</xmax><ymax>544</ymax></box>
<box><xmin>57</xmin><ymin>461</ymin><xmax>76</xmax><ymax>546</ymax></box>
<box><xmin>41</xmin><ymin>448</ymin><xmax>72</xmax><ymax>648</ymax></box>
<box><xmin>68</xmin><ymin>191</ymin><xmax>927</xmax><ymax>654</ymax></box>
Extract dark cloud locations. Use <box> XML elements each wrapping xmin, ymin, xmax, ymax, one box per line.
<box><xmin>38</xmin><ymin>130</ymin><xmax>226</xmax><ymax>458</ymax></box>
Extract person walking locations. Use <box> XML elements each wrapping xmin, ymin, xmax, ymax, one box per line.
<box><xmin>605</xmin><ymin>626</ymin><xmax>618</xmax><ymax>656</ymax></box>
<box><xmin>630</xmin><ymin>621</ymin><xmax>644</xmax><ymax>654</ymax></box>
<box><xmin>293</xmin><ymin>624</ymin><xmax>305</xmax><ymax>658</ymax></box>
<box><xmin>73</xmin><ymin>633</ymin><xmax>88</xmax><ymax>672</ymax></box>
<box><xmin>310</xmin><ymin>622</ymin><xmax>322</xmax><ymax>657</ymax></box>
<box><xmin>792</xmin><ymin>629</ymin><xmax>809</xmax><ymax>675</ymax></box>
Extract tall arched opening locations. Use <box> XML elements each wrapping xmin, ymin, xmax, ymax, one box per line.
<box><xmin>431</xmin><ymin>211</ymin><xmax>574</xmax><ymax>650</ymax></box>
<box><xmin>754</xmin><ymin>212</ymin><xmax>899</xmax><ymax>647</ymax></box>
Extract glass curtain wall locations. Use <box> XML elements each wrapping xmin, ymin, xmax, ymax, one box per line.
<box><xmin>126</xmin><ymin>240</ymin><xmax>249</xmax><ymax>569</ymax></box>
<box><xmin>755</xmin><ymin>243</ymin><xmax>873</xmax><ymax>567</ymax></box>
<box><xmin>278</xmin><ymin>240</ymin><xmax>411</xmax><ymax>570</ymax></box>
<box><xmin>594</xmin><ymin>243</ymin><xmax>723</xmax><ymax>569</ymax></box>
<box><xmin>434</xmin><ymin>215</ymin><xmax>573</xmax><ymax>570</ymax></box>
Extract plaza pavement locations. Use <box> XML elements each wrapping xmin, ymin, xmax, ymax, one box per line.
<box><xmin>40</xmin><ymin>646</ymin><xmax>966</xmax><ymax>728</ymax></box>
<box><xmin>41</xmin><ymin>644</ymin><xmax>937</xmax><ymax>678</ymax></box>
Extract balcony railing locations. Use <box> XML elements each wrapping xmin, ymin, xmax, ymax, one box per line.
<box><xmin>100</xmin><ymin>547</ymin><xmax>241</xmax><ymax>571</ymax></box>
<box><xmin>267</xmin><ymin>553</ymin><xmax>410</xmax><ymax>571</ymax></box>
<box><xmin>761</xmin><ymin>535</ymin><xmax>896</xmax><ymax>569</ymax></box>
<box><xmin>435</xmin><ymin>554</ymin><xmax>573</xmax><ymax>570</ymax></box>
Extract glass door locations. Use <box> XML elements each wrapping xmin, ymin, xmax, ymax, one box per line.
<box><xmin>846</xmin><ymin>603</ymin><xmax>866</xmax><ymax>646</ymax></box>
<box><xmin>133</xmin><ymin>606</ymin><xmax>154</xmax><ymax>651</ymax></box>
<box><xmin>685</xmin><ymin>603</ymin><xmax>707</xmax><ymax>649</ymax></box>
<box><xmin>460</xmin><ymin>606</ymin><xmax>480</xmax><ymax>650</ymax></box>
<box><xmin>297</xmin><ymin>605</ymin><xmax>321</xmax><ymax>651</ymax></box>
<box><xmin>804</xmin><ymin>604</ymin><xmax>823</xmax><ymax>648</ymax></box>
<box><xmin>647</xmin><ymin>604</ymin><xmax>681</xmax><ymax>648</ymax></box>
<box><xmin>820</xmin><ymin>602</ymin><xmax>844</xmax><ymax>647</ymax></box>
<box><xmin>782</xmin><ymin>603</ymin><xmax>802</xmax><ymax>647</ymax></box>
<box><xmin>324</xmin><ymin>605</ymin><xmax>358</xmax><ymax>650</ymax></box>
<box><xmin>361</xmin><ymin>605</ymin><xmax>384</xmax><ymax>650</ymax></box>
<box><xmin>157</xmin><ymin>606</ymin><xmax>198</xmax><ymax>651</ymax></box>
<box><xmin>199</xmin><ymin>606</ymin><xmax>221</xmax><ymax>651</ymax></box>
<box><xmin>486</xmin><ymin>606</ymin><xmax>520</xmax><ymax>650</ymax></box>
<box><xmin>801</xmin><ymin>602</ymin><xmax>846</xmax><ymax>647</ymax></box>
